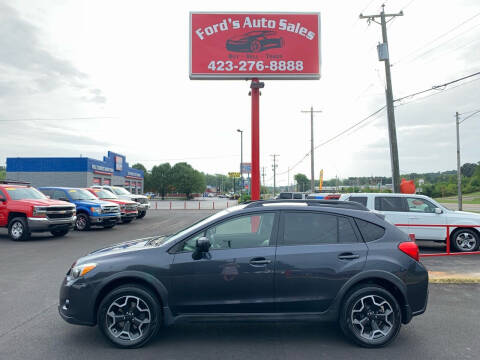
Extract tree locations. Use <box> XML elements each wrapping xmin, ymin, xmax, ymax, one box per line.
<box><xmin>0</xmin><ymin>166</ymin><xmax>5</xmax><ymax>180</ymax></box>
<box><xmin>151</xmin><ymin>163</ymin><xmax>172</xmax><ymax>199</ymax></box>
<box><xmin>132</xmin><ymin>163</ymin><xmax>152</xmax><ymax>192</ymax></box>
<box><xmin>294</xmin><ymin>173</ymin><xmax>309</xmax><ymax>192</ymax></box>
<box><xmin>170</xmin><ymin>162</ymin><xmax>206</xmax><ymax>199</ymax></box>
<box><xmin>461</xmin><ymin>163</ymin><xmax>478</xmax><ymax>178</ymax></box>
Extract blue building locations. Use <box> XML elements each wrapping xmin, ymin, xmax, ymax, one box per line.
<box><xmin>6</xmin><ymin>151</ymin><xmax>144</xmax><ymax>194</ymax></box>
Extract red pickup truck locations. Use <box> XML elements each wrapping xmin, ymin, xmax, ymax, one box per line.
<box><xmin>86</xmin><ymin>187</ymin><xmax>138</xmax><ymax>223</ymax></box>
<box><xmin>0</xmin><ymin>181</ymin><xmax>76</xmax><ymax>241</ymax></box>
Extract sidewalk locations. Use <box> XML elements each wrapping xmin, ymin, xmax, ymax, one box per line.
<box><xmin>421</xmin><ymin>254</ymin><xmax>480</xmax><ymax>283</ymax></box>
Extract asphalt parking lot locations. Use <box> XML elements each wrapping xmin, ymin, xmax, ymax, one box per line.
<box><xmin>0</xmin><ymin>210</ymin><xmax>479</xmax><ymax>359</ymax></box>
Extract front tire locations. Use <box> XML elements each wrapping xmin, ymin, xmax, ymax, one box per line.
<box><xmin>75</xmin><ymin>213</ymin><xmax>90</xmax><ymax>231</ymax></box>
<box><xmin>122</xmin><ymin>218</ymin><xmax>133</xmax><ymax>224</ymax></box>
<box><xmin>103</xmin><ymin>223</ymin><xmax>116</xmax><ymax>229</ymax></box>
<box><xmin>97</xmin><ymin>285</ymin><xmax>161</xmax><ymax>348</ymax></box>
<box><xmin>451</xmin><ymin>229</ymin><xmax>479</xmax><ymax>252</ymax></box>
<box><xmin>340</xmin><ymin>285</ymin><xmax>401</xmax><ymax>348</ymax></box>
<box><xmin>8</xmin><ymin>217</ymin><xmax>31</xmax><ymax>241</ymax></box>
<box><xmin>51</xmin><ymin>229</ymin><xmax>69</xmax><ymax>237</ymax></box>
<box><xmin>137</xmin><ymin>211</ymin><xmax>146</xmax><ymax>219</ymax></box>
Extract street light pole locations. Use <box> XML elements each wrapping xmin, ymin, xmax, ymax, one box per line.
<box><xmin>237</xmin><ymin>129</ymin><xmax>243</xmax><ymax>192</ymax></box>
<box><xmin>456</xmin><ymin>112</ymin><xmax>462</xmax><ymax>211</ymax></box>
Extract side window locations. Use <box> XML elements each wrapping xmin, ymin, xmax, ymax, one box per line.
<box><xmin>349</xmin><ymin>196</ymin><xmax>368</xmax><ymax>207</ymax></box>
<box><xmin>0</xmin><ymin>189</ymin><xmax>6</xmax><ymax>200</ymax></box>
<box><xmin>179</xmin><ymin>213</ymin><xmax>276</xmax><ymax>252</ymax></box>
<box><xmin>374</xmin><ymin>197</ymin><xmax>407</xmax><ymax>212</ymax></box>
<box><xmin>283</xmin><ymin>212</ymin><xmax>358</xmax><ymax>245</ymax></box>
<box><xmin>53</xmin><ymin>190</ymin><xmax>67</xmax><ymax>201</ymax></box>
<box><xmin>406</xmin><ymin>198</ymin><xmax>436</xmax><ymax>213</ymax></box>
<box><xmin>354</xmin><ymin>219</ymin><xmax>385</xmax><ymax>242</ymax></box>
<box><xmin>293</xmin><ymin>193</ymin><xmax>303</xmax><ymax>199</ymax></box>
<box><xmin>40</xmin><ymin>189</ymin><xmax>51</xmax><ymax>198</ymax></box>
<box><xmin>279</xmin><ymin>193</ymin><xmax>292</xmax><ymax>199</ymax></box>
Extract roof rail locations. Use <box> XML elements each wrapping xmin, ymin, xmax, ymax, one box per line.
<box><xmin>0</xmin><ymin>179</ymin><xmax>31</xmax><ymax>186</ymax></box>
<box><xmin>244</xmin><ymin>199</ymin><xmax>368</xmax><ymax>211</ymax></box>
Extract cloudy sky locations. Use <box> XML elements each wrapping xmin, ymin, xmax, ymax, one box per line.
<box><xmin>0</xmin><ymin>0</ymin><xmax>479</xmax><ymax>186</ymax></box>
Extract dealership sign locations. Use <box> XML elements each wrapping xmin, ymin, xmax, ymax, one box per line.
<box><xmin>190</xmin><ymin>12</ymin><xmax>321</xmax><ymax>80</ymax></box>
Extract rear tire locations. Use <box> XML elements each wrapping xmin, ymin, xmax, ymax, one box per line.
<box><xmin>339</xmin><ymin>285</ymin><xmax>401</xmax><ymax>348</ymax></box>
<box><xmin>451</xmin><ymin>229</ymin><xmax>479</xmax><ymax>252</ymax></box>
<box><xmin>8</xmin><ymin>217</ymin><xmax>31</xmax><ymax>241</ymax></box>
<box><xmin>97</xmin><ymin>284</ymin><xmax>161</xmax><ymax>348</ymax></box>
<box><xmin>51</xmin><ymin>229</ymin><xmax>69</xmax><ymax>237</ymax></box>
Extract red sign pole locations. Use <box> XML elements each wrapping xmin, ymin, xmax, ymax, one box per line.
<box><xmin>250</xmin><ymin>79</ymin><xmax>263</xmax><ymax>201</ymax></box>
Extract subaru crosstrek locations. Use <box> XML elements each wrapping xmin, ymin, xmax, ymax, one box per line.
<box><xmin>59</xmin><ymin>200</ymin><xmax>428</xmax><ymax>348</ymax></box>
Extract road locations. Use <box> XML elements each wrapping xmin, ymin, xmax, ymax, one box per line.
<box><xmin>0</xmin><ymin>210</ymin><xmax>479</xmax><ymax>360</ymax></box>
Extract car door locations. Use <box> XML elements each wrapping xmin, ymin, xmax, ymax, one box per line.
<box><xmin>0</xmin><ymin>189</ymin><xmax>8</xmax><ymax>226</ymax></box>
<box><xmin>374</xmin><ymin>196</ymin><xmax>410</xmax><ymax>229</ymax></box>
<box><xmin>406</xmin><ymin>197</ymin><xmax>447</xmax><ymax>240</ymax></box>
<box><xmin>274</xmin><ymin>210</ymin><xmax>368</xmax><ymax>312</ymax></box>
<box><xmin>169</xmin><ymin>211</ymin><xmax>278</xmax><ymax>314</ymax></box>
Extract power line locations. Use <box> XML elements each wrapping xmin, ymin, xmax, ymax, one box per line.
<box><xmin>393</xmin><ymin>71</ymin><xmax>480</xmax><ymax>103</ymax></box>
<box><xmin>278</xmin><ymin>106</ymin><xmax>386</xmax><ymax>176</ymax></box>
<box><xmin>459</xmin><ymin>110</ymin><xmax>480</xmax><ymax>124</ymax></box>
<box><xmin>393</xmin><ymin>10</ymin><xmax>480</xmax><ymax>66</ymax></box>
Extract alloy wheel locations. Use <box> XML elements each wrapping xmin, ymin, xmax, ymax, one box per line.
<box><xmin>351</xmin><ymin>295</ymin><xmax>394</xmax><ymax>341</ymax></box>
<box><xmin>106</xmin><ymin>295</ymin><xmax>151</xmax><ymax>342</ymax></box>
<box><xmin>76</xmin><ymin>216</ymin><xmax>87</xmax><ymax>230</ymax></box>
<box><xmin>11</xmin><ymin>221</ymin><xmax>24</xmax><ymax>239</ymax></box>
<box><xmin>455</xmin><ymin>232</ymin><xmax>476</xmax><ymax>251</ymax></box>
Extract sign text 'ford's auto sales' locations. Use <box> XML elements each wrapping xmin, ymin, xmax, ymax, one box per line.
<box><xmin>190</xmin><ymin>13</ymin><xmax>321</xmax><ymax>80</ymax></box>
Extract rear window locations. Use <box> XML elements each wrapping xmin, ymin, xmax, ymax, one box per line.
<box><xmin>355</xmin><ymin>219</ymin><xmax>385</xmax><ymax>242</ymax></box>
<box><xmin>349</xmin><ymin>196</ymin><xmax>368</xmax><ymax>207</ymax></box>
<box><xmin>374</xmin><ymin>196</ymin><xmax>407</xmax><ymax>212</ymax></box>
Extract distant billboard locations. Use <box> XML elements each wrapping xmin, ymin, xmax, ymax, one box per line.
<box><xmin>190</xmin><ymin>12</ymin><xmax>321</xmax><ymax>80</ymax></box>
<box><xmin>241</xmin><ymin>162</ymin><xmax>252</xmax><ymax>173</ymax></box>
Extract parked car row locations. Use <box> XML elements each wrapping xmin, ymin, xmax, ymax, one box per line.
<box><xmin>0</xmin><ymin>180</ymin><xmax>150</xmax><ymax>241</ymax></box>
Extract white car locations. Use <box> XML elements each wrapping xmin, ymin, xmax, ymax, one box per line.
<box><xmin>340</xmin><ymin>193</ymin><xmax>480</xmax><ymax>252</ymax></box>
<box><xmin>92</xmin><ymin>185</ymin><xmax>150</xmax><ymax>219</ymax></box>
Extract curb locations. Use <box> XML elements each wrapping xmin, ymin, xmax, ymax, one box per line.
<box><xmin>428</xmin><ymin>271</ymin><xmax>480</xmax><ymax>283</ymax></box>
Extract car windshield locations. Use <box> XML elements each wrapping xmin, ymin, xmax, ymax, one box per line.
<box><xmin>159</xmin><ymin>204</ymin><xmax>248</xmax><ymax>246</ymax></box>
<box><xmin>68</xmin><ymin>189</ymin><xmax>98</xmax><ymax>201</ymax></box>
<box><xmin>4</xmin><ymin>187</ymin><xmax>47</xmax><ymax>200</ymax></box>
<box><xmin>93</xmin><ymin>189</ymin><xmax>117</xmax><ymax>199</ymax></box>
<box><xmin>112</xmin><ymin>187</ymin><xmax>131</xmax><ymax>195</ymax></box>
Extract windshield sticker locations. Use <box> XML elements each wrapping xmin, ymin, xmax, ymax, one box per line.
<box><xmin>5</xmin><ymin>187</ymin><xmax>16</xmax><ymax>190</ymax></box>
<box><xmin>68</xmin><ymin>190</ymin><xmax>77</xmax><ymax>193</ymax></box>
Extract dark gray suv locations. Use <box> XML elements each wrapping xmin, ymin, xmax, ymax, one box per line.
<box><xmin>59</xmin><ymin>200</ymin><xmax>428</xmax><ymax>348</ymax></box>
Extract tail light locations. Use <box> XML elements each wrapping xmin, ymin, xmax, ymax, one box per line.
<box><xmin>398</xmin><ymin>241</ymin><xmax>419</xmax><ymax>261</ymax></box>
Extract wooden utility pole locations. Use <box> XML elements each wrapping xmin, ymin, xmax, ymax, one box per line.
<box><xmin>360</xmin><ymin>4</ymin><xmax>403</xmax><ymax>193</ymax></box>
<box><xmin>271</xmin><ymin>154</ymin><xmax>279</xmax><ymax>197</ymax></box>
<box><xmin>301</xmin><ymin>106</ymin><xmax>322</xmax><ymax>193</ymax></box>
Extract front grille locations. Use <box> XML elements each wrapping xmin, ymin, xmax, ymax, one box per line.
<box><xmin>102</xmin><ymin>206</ymin><xmax>119</xmax><ymax>214</ymax></box>
<box><xmin>126</xmin><ymin>204</ymin><xmax>138</xmax><ymax>211</ymax></box>
<box><xmin>46</xmin><ymin>206</ymin><xmax>75</xmax><ymax>220</ymax></box>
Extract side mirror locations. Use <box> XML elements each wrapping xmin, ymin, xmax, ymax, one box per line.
<box><xmin>434</xmin><ymin>208</ymin><xmax>443</xmax><ymax>214</ymax></box>
<box><xmin>192</xmin><ymin>237</ymin><xmax>211</xmax><ymax>260</ymax></box>
<box><xmin>0</xmin><ymin>197</ymin><xmax>5</xmax><ymax>202</ymax></box>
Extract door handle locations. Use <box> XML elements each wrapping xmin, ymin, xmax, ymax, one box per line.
<box><xmin>338</xmin><ymin>253</ymin><xmax>360</xmax><ymax>260</ymax></box>
<box><xmin>249</xmin><ymin>257</ymin><xmax>272</xmax><ymax>266</ymax></box>
<box><xmin>408</xmin><ymin>217</ymin><xmax>419</xmax><ymax>220</ymax></box>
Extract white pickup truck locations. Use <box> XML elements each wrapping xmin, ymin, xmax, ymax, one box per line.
<box><xmin>93</xmin><ymin>185</ymin><xmax>150</xmax><ymax>219</ymax></box>
<box><xmin>340</xmin><ymin>193</ymin><xmax>480</xmax><ymax>252</ymax></box>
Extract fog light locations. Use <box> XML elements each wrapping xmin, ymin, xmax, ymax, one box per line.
<box><xmin>62</xmin><ymin>299</ymin><xmax>70</xmax><ymax>310</ymax></box>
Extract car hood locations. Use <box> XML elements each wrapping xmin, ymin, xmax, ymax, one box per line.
<box><xmin>77</xmin><ymin>236</ymin><xmax>162</xmax><ymax>263</ymax></box>
<box><xmin>130</xmin><ymin>194</ymin><xmax>148</xmax><ymax>200</ymax></box>
<box><xmin>446</xmin><ymin>210</ymin><xmax>480</xmax><ymax>223</ymax></box>
<box><xmin>100</xmin><ymin>199</ymin><xmax>136</xmax><ymax>205</ymax></box>
<box><xmin>17</xmin><ymin>199</ymin><xmax>73</xmax><ymax>207</ymax></box>
<box><xmin>73</xmin><ymin>199</ymin><xmax>112</xmax><ymax>207</ymax></box>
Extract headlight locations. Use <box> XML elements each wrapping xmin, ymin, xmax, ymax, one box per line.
<box><xmin>32</xmin><ymin>206</ymin><xmax>47</xmax><ymax>217</ymax></box>
<box><xmin>70</xmin><ymin>263</ymin><xmax>97</xmax><ymax>279</ymax></box>
<box><xmin>91</xmin><ymin>207</ymin><xmax>101</xmax><ymax>214</ymax></box>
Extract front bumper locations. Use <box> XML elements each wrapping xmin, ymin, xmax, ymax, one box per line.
<box><xmin>59</xmin><ymin>276</ymin><xmax>96</xmax><ymax>326</ymax></box>
<box><xmin>121</xmin><ymin>211</ymin><xmax>138</xmax><ymax>220</ymax></box>
<box><xmin>90</xmin><ymin>214</ymin><xmax>121</xmax><ymax>225</ymax></box>
<box><xmin>136</xmin><ymin>203</ymin><xmax>150</xmax><ymax>211</ymax></box>
<box><xmin>27</xmin><ymin>216</ymin><xmax>76</xmax><ymax>232</ymax></box>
